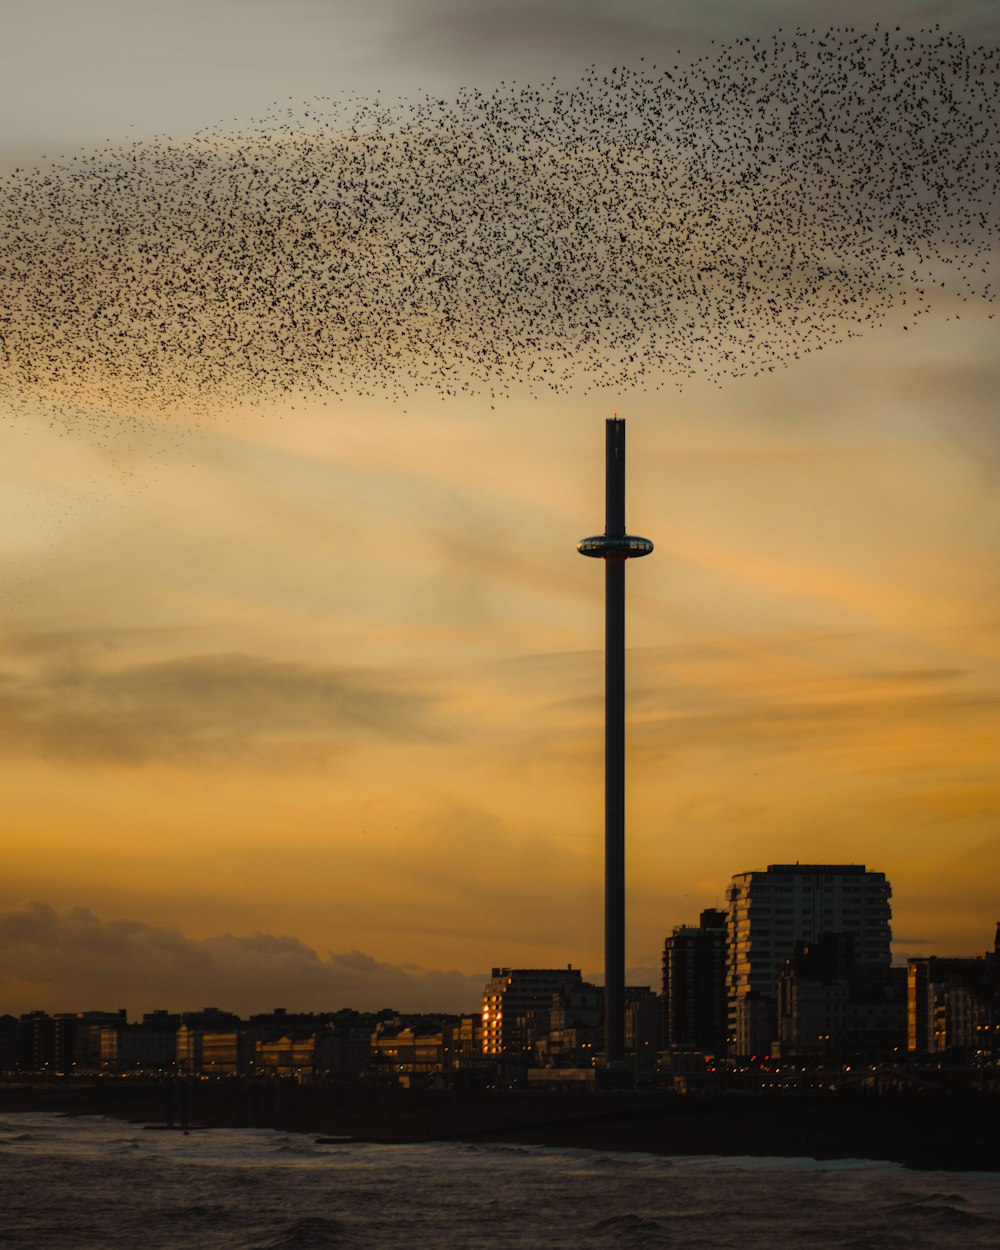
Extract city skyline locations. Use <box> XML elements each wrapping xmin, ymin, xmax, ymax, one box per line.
<box><xmin>2</xmin><ymin>1</ymin><xmax>999</xmax><ymax>1017</ymax></box>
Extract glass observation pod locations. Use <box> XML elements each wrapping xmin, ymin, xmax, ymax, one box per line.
<box><xmin>577</xmin><ymin>534</ymin><xmax>654</xmax><ymax>558</ymax></box>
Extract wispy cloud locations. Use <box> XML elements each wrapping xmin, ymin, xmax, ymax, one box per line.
<box><xmin>0</xmin><ymin>648</ymin><xmax>445</xmax><ymax>769</ymax></box>
<box><xmin>494</xmin><ymin>635</ymin><xmax>999</xmax><ymax>763</ymax></box>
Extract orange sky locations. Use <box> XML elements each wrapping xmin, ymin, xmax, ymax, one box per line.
<box><xmin>0</xmin><ymin>1</ymin><xmax>997</xmax><ymax>1015</ymax></box>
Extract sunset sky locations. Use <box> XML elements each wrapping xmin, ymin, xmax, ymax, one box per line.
<box><xmin>1</xmin><ymin>0</ymin><xmax>998</xmax><ymax>1016</ymax></box>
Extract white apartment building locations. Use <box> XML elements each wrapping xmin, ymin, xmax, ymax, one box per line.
<box><xmin>726</xmin><ymin>863</ymin><xmax>892</xmax><ymax>1056</ymax></box>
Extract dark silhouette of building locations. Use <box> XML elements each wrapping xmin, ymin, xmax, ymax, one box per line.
<box><xmin>99</xmin><ymin>1020</ymin><xmax>178</xmax><ymax>1072</ymax></box>
<box><xmin>726</xmin><ymin>864</ymin><xmax>892</xmax><ymax>1056</ymax></box>
<box><xmin>907</xmin><ymin>923</ymin><xmax>1000</xmax><ymax>1059</ymax></box>
<box><xmin>662</xmin><ymin>908</ymin><xmax>727</xmax><ymax>1055</ymax></box>
<box><xmin>19</xmin><ymin>1009</ymin><xmax>127</xmax><ymax>1073</ymax></box>
<box><xmin>0</xmin><ymin>1015</ymin><xmax>19</xmax><ymax>1071</ymax></box>
<box><xmin>368</xmin><ymin>1015</ymin><xmax>483</xmax><ymax>1080</ymax></box>
<box><xmin>534</xmin><ymin>981</ymin><xmax>604</xmax><ymax>1068</ymax></box>
<box><xmin>776</xmin><ymin>932</ymin><xmax>905</xmax><ymax>1064</ymax></box>
<box><xmin>625</xmin><ymin>985</ymin><xmax>662</xmax><ymax>1076</ymax></box>
<box><xmin>175</xmin><ymin>1008</ymin><xmax>244</xmax><ymax>1073</ymax></box>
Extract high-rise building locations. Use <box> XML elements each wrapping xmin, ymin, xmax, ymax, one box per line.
<box><xmin>481</xmin><ymin>967</ymin><xmax>582</xmax><ymax>1057</ymax></box>
<box><xmin>726</xmin><ymin>864</ymin><xmax>892</xmax><ymax>1057</ymax></box>
<box><xmin>662</xmin><ymin>908</ymin><xmax>727</xmax><ymax>1055</ymax></box>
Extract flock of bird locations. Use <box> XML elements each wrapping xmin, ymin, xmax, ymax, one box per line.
<box><xmin>0</xmin><ymin>26</ymin><xmax>996</xmax><ymax>432</ymax></box>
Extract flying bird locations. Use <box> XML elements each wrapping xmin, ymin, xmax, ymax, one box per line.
<box><xmin>0</xmin><ymin>26</ymin><xmax>995</xmax><ymax>435</ymax></box>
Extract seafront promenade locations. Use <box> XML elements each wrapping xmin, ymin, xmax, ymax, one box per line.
<box><xmin>2</xmin><ymin>1079</ymin><xmax>997</xmax><ymax>1173</ymax></box>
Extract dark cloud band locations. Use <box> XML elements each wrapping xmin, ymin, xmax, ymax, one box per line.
<box><xmin>0</xmin><ymin>901</ymin><xmax>484</xmax><ymax>1014</ymax></box>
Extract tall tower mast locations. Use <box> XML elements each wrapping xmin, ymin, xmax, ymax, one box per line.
<box><xmin>578</xmin><ymin>418</ymin><xmax>653</xmax><ymax>1066</ymax></box>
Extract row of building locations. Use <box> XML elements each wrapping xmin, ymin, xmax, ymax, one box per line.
<box><xmin>0</xmin><ymin>1006</ymin><xmax>481</xmax><ymax>1080</ymax></box>
<box><xmin>0</xmin><ymin>990</ymin><xmax>659</xmax><ymax>1080</ymax></box>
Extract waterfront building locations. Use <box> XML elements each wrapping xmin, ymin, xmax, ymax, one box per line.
<box><xmin>662</xmin><ymin>908</ymin><xmax>727</xmax><ymax>1055</ymax></box>
<box><xmin>531</xmin><ymin>982</ymin><xmax>659</xmax><ymax>1070</ymax></box>
<box><xmin>726</xmin><ymin>864</ymin><xmax>892</xmax><ymax>1057</ymax></box>
<box><xmin>175</xmin><ymin>1010</ymin><xmax>243</xmax><ymax>1073</ymax></box>
<box><xmin>73</xmin><ymin>1012</ymin><xmax>132</xmax><ymax>1071</ymax></box>
<box><xmin>481</xmin><ymin>967</ymin><xmax>582</xmax><ymax>1057</ymax></box>
<box><xmin>0</xmin><ymin>1015</ymin><xmax>19</xmax><ymax>1071</ymax></box>
<box><xmin>625</xmin><ymin>986</ymin><xmax>662</xmax><ymax>1077</ymax></box>
<box><xmin>98</xmin><ymin>1021</ymin><xmax>177</xmax><ymax>1072</ymax></box>
<box><xmin>254</xmin><ymin>1032</ymin><xmax>355</xmax><ymax>1078</ymax></box>
<box><xmin>450</xmin><ymin>1014</ymin><xmax>486</xmax><ymax>1067</ymax></box>
<box><xmin>200</xmin><ymin>1030</ymin><xmax>256</xmax><ymax>1076</ymax></box>
<box><xmin>907</xmin><ymin>923</ymin><xmax>999</xmax><ymax>1057</ymax></box>
<box><xmin>256</xmin><ymin>1034</ymin><xmax>322</xmax><ymax>1077</ymax></box>
<box><xmin>18</xmin><ymin>1010</ymin><xmax>127</xmax><ymax>1073</ymax></box>
<box><xmin>535</xmin><ymin>981</ymin><xmax>604</xmax><ymax>1068</ymax></box>
<box><xmin>370</xmin><ymin>1024</ymin><xmax>451</xmax><ymax>1075</ymax></box>
<box><xmin>776</xmin><ymin>933</ymin><xmax>905</xmax><ymax>1063</ymax></box>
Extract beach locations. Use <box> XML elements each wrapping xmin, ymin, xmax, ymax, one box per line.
<box><xmin>1</xmin><ymin>1079</ymin><xmax>996</xmax><ymax>1172</ymax></box>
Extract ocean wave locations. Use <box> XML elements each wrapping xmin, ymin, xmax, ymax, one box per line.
<box><xmin>589</xmin><ymin>1212</ymin><xmax>664</xmax><ymax>1235</ymax></box>
<box><xmin>244</xmin><ymin>1216</ymin><xmax>350</xmax><ymax>1250</ymax></box>
<box><xmin>2</xmin><ymin>1113</ymin><xmax>997</xmax><ymax>1250</ymax></box>
<box><xmin>889</xmin><ymin>1199</ymin><xmax>995</xmax><ymax>1228</ymax></box>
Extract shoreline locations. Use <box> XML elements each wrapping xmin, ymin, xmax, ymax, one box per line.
<box><xmin>2</xmin><ymin>1080</ymin><xmax>998</xmax><ymax>1172</ymax></box>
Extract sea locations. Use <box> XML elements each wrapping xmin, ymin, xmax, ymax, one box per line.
<box><xmin>2</xmin><ymin>1111</ymin><xmax>998</xmax><ymax>1250</ymax></box>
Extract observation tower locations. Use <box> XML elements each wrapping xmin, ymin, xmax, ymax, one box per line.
<box><xmin>578</xmin><ymin>417</ymin><xmax>653</xmax><ymax>1067</ymax></box>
